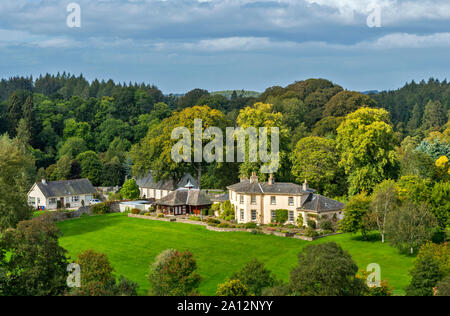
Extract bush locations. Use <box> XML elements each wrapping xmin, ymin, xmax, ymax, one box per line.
<box><xmin>304</xmin><ymin>227</ymin><xmax>319</xmax><ymax>238</ymax></box>
<box><xmin>274</xmin><ymin>209</ymin><xmax>288</xmax><ymax>224</ymax></box>
<box><xmin>157</xmin><ymin>213</ymin><xmax>164</xmax><ymax>218</ymax></box>
<box><xmin>245</xmin><ymin>222</ymin><xmax>257</xmax><ymax>229</ymax></box>
<box><xmin>319</xmin><ymin>219</ymin><xmax>334</xmax><ymax>231</ymax></box>
<box><xmin>207</xmin><ymin>218</ymin><xmax>220</xmax><ymax>225</ymax></box>
<box><xmin>131</xmin><ymin>208</ymin><xmax>140</xmax><ymax>215</ymax></box>
<box><xmin>220</xmin><ymin>201</ymin><xmax>235</xmax><ymax>220</ymax></box>
<box><xmin>148</xmin><ymin>249</ymin><xmax>201</xmax><ymax>296</ymax></box>
<box><xmin>217</xmin><ymin>223</ymin><xmax>231</xmax><ymax>228</ymax></box>
<box><xmin>189</xmin><ymin>216</ymin><xmax>201</xmax><ymax>221</ymax></box>
<box><xmin>91</xmin><ymin>202</ymin><xmax>111</xmax><ymax>215</ymax></box>
<box><xmin>230</xmin><ymin>259</ymin><xmax>276</xmax><ymax>295</ymax></box>
<box><xmin>216</xmin><ymin>279</ymin><xmax>248</xmax><ymax>296</ymax></box>
<box><xmin>225</xmin><ymin>215</ymin><xmax>234</xmax><ymax>221</ymax></box>
<box><xmin>307</xmin><ymin>219</ymin><xmax>317</xmax><ymax>229</ymax></box>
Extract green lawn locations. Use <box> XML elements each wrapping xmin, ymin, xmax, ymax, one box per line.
<box><xmin>57</xmin><ymin>213</ymin><xmax>414</xmax><ymax>296</ymax></box>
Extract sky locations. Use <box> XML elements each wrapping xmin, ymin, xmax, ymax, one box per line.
<box><xmin>0</xmin><ymin>0</ymin><xmax>449</xmax><ymax>94</ymax></box>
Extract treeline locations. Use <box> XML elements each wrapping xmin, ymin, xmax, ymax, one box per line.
<box><xmin>0</xmin><ymin>75</ymin><xmax>448</xmax><ymax>192</ymax></box>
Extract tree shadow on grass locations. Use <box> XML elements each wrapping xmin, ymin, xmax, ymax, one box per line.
<box><xmin>57</xmin><ymin>214</ymin><xmax>123</xmax><ymax>238</ymax></box>
<box><xmin>349</xmin><ymin>232</ymin><xmax>382</xmax><ymax>243</ymax></box>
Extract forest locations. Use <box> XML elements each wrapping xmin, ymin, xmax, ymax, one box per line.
<box><xmin>0</xmin><ymin>74</ymin><xmax>448</xmax><ymax>194</ymax></box>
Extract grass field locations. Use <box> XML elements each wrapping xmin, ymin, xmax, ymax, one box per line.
<box><xmin>57</xmin><ymin>213</ymin><xmax>415</xmax><ymax>296</ymax></box>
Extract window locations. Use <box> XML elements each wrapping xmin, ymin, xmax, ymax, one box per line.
<box><xmin>240</xmin><ymin>195</ymin><xmax>244</xmax><ymax>204</ymax></box>
<box><xmin>49</xmin><ymin>198</ymin><xmax>57</xmax><ymax>205</ymax></box>
<box><xmin>29</xmin><ymin>197</ymin><xmax>35</xmax><ymax>204</ymax></box>
<box><xmin>251</xmin><ymin>210</ymin><xmax>257</xmax><ymax>221</ymax></box>
<box><xmin>270</xmin><ymin>196</ymin><xmax>276</xmax><ymax>205</ymax></box>
<box><xmin>240</xmin><ymin>209</ymin><xmax>244</xmax><ymax>221</ymax></box>
<box><xmin>289</xmin><ymin>211</ymin><xmax>294</xmax><ymax>222</ymax></box>
<box><xmin>72</xmin><ymin>196</ymin><xmax>79</xmax><ymax>202</ymax></box>
<box><xmin>289</xmin><ymin>197</ymin><xmax>294</xmax><ymax>206</ymax></box>
<box><xmin>251</xmin><ymin>195</ymin><xmax>256</xmax><ymax>205</ymax></box>
<box><xmin>37</xmin><ymin>198</ymin><xmax>40</xmax><ymax>204</ymax></box>
<box><xmin>271</xmin><ymin>211</ymin><xmax>276</xmax><ymax>221</ymax></box>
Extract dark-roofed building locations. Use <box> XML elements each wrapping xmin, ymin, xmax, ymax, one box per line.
<box><xmin>27</xmin><ymin>178</ymin><xmax>97</xmax><ymax>210</ymax></box>
<box><xmin>135</xmin><ymin>172</ymin><xmax>198</xmax><ymax>200</ymax></box>
<box><xmin>155</xmin><ymin>186</ymin><xmax>212</xmax><ymax>216</ymax></box>
<box><xmin>227</xmin><ymin>173</ymin><xmax>344</xmax><ymax>225</ymax></box>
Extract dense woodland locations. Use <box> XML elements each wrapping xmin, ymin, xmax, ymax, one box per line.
<box><xmin>0</xmin><ymin>74</ymin><xmax>448</xmax><ymax>191</ymax></box>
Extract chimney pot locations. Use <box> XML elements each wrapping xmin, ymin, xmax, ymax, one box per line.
<box><xmin>303</xmin><ymin>179</ymin><xmax>308</xmax><ymax>191</ymax></box>
<box><xmin>268</xmin><ymin>174</ymin><xmax>274</xmax><ymax>185</ymax></box>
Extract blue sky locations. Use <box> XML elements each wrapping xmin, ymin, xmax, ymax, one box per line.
<box><xmin>0</xmin><ymin>0</ymin><xmax>449</xmax><ymax>93</ymax></box>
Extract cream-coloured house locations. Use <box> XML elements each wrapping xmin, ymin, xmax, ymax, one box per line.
<box><xmin>135</xmin><ymin>172</ymin><xmax>199</xmax><ymax>200</ymax></box>
<box><xmin>227</xmin><ymin>173</ymin><xmax>344</xmax><ymax>226</ymax></box>
<box><xmin>27</xmin><ymin>178</ymin><xmax>97</xmax><ymax>210</ymax></box>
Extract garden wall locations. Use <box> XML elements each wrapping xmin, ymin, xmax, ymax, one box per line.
<box><xmin>127</xmin><ymin>214</ymin><xmax>340</xmax><ymax>241</ymax></box>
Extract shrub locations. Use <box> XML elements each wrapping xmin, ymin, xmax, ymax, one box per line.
<box><xmin>297</xmin><ymin>215</ymin><xmax>304</xmax><ymax>227</ymax></box>
<box><xmin>304</xmin><ymin>227</ymin><xmax>319</xmax><ymax>238</ymax></box>
<box><xmin>131</xmin><ymin>208</ymin><xmax>140</xmax><ymax>215</ymax></box>
<box><xmin>289</xmin><ymin>242</ymin><xmax>366</xmax><ymax>296</ymax></box>
<box><xmin>245</xmin><ymin>222</ymin><xmax>257</xmax><ymax>229</ymax></box>
<box><xmin>157</xmin><ymin>213</ymin><xmax>164</xmax><ymax>218</ymax></box>
<box><xmin>274</xmin><ymin>209</ymin><xmax>288</xmax><ymax>224</ymax></box>
<box><xmin>189</xmin><ymin>216</ymin><xmax>201</xmax><ymax>221</ymax></box>
<box><xmin>319</xmin><ymin>219</ymin><xmax>334</xmax><ymax>231</ymax></box>
<box><xmin>225</xmin><ymin>215</ymin><xmax>234</xmax><ymax>221</ymax></box>
<box><xmin>217</xmin><ymin>223</ymin><xmax>231</xmax><ymax>228</ymax></box>
<box><xmin>91</xmin><ymin>202</ymin><xmax>111</xmax><ymax>215</ymax></box>
<box><xmin>216</xmin><ymin>279</ymin><xmax>248</xmax><ymax>296</ymax></box>
<box><xmin>230</xmin><ymin>259</ymin><xmax>276</xmax><ymax>295</ymax></box>
<box><xmin>207</xmin><ymin>218</ymin><xmax>220</xmax><ymax>225</ymax></box>
<box><xmin>148</xmin><ymin>249</ymin><xmax>201</xmax><ymax>296</ymax></box>
<box><xmin>220</xmin><ymin>201</ymin><xmax>235</xmax><ymax>220</ymax></box>
<box><xmin>120</xmin><ymin>179</ymin><xmax>140</xmax><ymax>200</ymax></box>
<box><xmin>65</xmin><ymin>203</ymin><xmax>71</xmax><ymax>208</ymax></box>
<box><xmin>307</xmin><ymin>219</ymin><xmax>317</xmax><ymax>229</ymax></box>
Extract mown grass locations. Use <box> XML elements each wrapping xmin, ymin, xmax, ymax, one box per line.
<box><xmin>57</xmin><ymin>213</ymin><xmax>414</xmax><ymax>295</ymax></box>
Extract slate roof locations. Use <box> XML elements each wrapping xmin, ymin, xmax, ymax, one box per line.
<box><xmin>155</xmin><ymin>188</ymin><xmax>212</xmax><ymax>207</ymax></box>
<box><xmin>135</xmin><ymin>172</ymin><xmax>199</xmax><ymax>191</ymax></box>
<box><xmin>227</xmin><ymin>179</ymin><xmax>315</xmax><ymax>195</ymax></box>
<box><xmin>299</xmin><ymin>193</ymin><xmax>345</xmax><ymax>213</ymax></box>
<box><xmin>35</xmin><ymin>179</ymin><xmax>97</xmax><ymax>198</ymax></box>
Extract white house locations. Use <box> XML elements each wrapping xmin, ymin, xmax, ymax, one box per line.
<box><xmin>227</xmin><ymin>173</ymin><xmax>345</xmax><ymax>225</ymax></box>
<box><xmin>135</xmin><ymin>172</ymin><xmax>199</xmax><ymax>200</ymax></box>
<box><xmin>27</xmin><ymin>178</ymin><xmax>98</xmax><ymax>210</ymax></box>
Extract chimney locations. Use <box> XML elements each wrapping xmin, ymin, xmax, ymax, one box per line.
<box><xmin>41</xmin><ymin>178</ymin><xmax>47</xmax><ymax>185</ymax></box>
<box><xmin>268</xmin><ymin>174</ymin><xmax>274</xmax><ymax>185</ymax></box>
<box><xmin>249</xmin><ymin>172</ymin><xmax>259</xmax><ymax>184</ymax></box>
<box><xmin>240</xmin><ymin>176</ymin><xmax>248</xmax><ymax>182</ymax></box>
<box><xmin>303</xmin><ymin>179</ymin><xmax>308</xmax><ymax>191</ymax></box>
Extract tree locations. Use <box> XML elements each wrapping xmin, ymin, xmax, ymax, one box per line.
<box><xmin>395</xmin><ymin>175</ymin><xmax>432</xmax><ymax>204</ymax></box>
<box><xmin>101</xmin><ymin>158</ymin><xmax>125</xmax><ymax>187</ymax></box>
<box><xmin>421</xmin><ymin>100</ymin><xmax>447</xmax><ymax>132</ymax></box>
<box><xmin>370</xmin><ymin>180</ymin><xmax>399</xmax><ymax>243</ymax></box>
<box><xmin>76</xmin><ymin>151</ymin><xmax>104</xmax><ymax>186</ymax></box>
<box><xmin>406</xmin><ymin>242</ymin><xmax>449</xmax><ymax>296</ymax></box>
<box><xmin>0</xmin><ymin>214</ymin><xmax>68</xmax><ymax>295</ymax></box>
<box><xmin>430</xmin><ymin>181</ymin><xmax>450</xmax><ymax>232</ymax></box>
<box><xmin>7</xmin><ymin>91</ymin><xmax>23</xmax><ymax>136</ymax></box>
<box><xmin>236</xmin><ymin>102</ymin><xmax>289</xmax><ymax>181</ymax></box>
<box><xmin>288</xmin><ymin>242</ymin><xmax>366</xmax><ymax>296</ymax></box>
<box><xmin>130</xmin><ymin>105</ymin><xmax>228</xmax><ymax>187</ymax></box>
<box><xmin>120</xmin><ymin>179</ymin><xmax>140</xmax><ymax>200</ymax></box>
<box><xmin>52</xmin><ymin>154</ymin><xmax>73</xmax><ymax>180</ymax></box>
<box><xmin>323</xmin><ymin>90</ymin><xmax>377</xmax><ymax>117</ymax></box>
<box><xmin>386</xmin><ymin>201</ymin><xmax>437</xmax><ymax>254</ymax></box>
<box><xmin>339</xmin><ymin>193</ymin><xmax>374</xmax><ymax>240</ymax></box>
<box><xmin>336</xmin><ymin>107</ymin><xmax>399</xmax><ymax>195</ymax></box>
<box><xmin>216</xmin><ymin>279</ymin><xmax>248</xmax><ymax>296</ymax></box>
<box><xmin>230</xmin><ymin>259</ymin><xmax>276</xmax><ymax>295</ymax></box>
<box><xmin>0</xmin><ymin>135</ymin><xmax>34</xmax><ymax>230</ymax></box>
<box><xmin>70</xmin><ymin>249</ymin><xmax>138</xmax><ymax>296</ymax></box>
<box><xmin>148</xmin><ymin>249</ymin><xmax>201</xmax><ymax>296</ymax></box>
<box><xmin>57</xmin><ymin>137</ymin><xmax>87</xmax><ymax>159</ymax></box>
<box><xmin>178</xmin><ymin>88</ymin><xmax>209</xmax><ymax>109</ymax></box>
<box><xmin>291</xmin><ymin>136</ymin><xmax>345</xmax><ymax>196</ymax></box>
<box><xmin>416</xmin><ymin>139</ymin><xmax>450</xmax><ymax>160</ymax></box>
